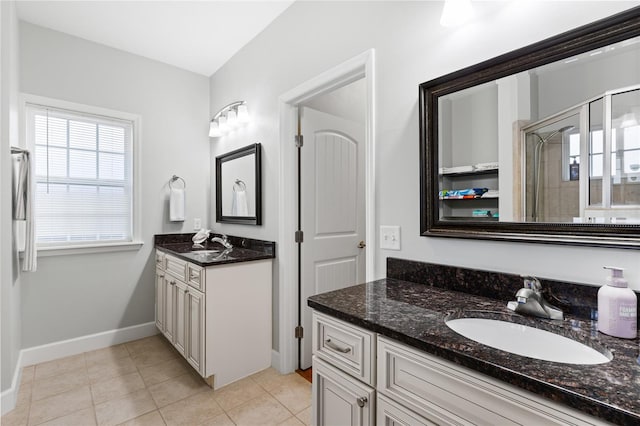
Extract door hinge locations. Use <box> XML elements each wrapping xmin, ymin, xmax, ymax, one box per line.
<box><xmin>295</xmin><ymin>230</ymin><xmax>304</xmax><ymax>243</ymax></box>
<box><xmin>295</xmin><ymin>326</ymin><xmax>304</xmax><ymax>339</ymax></box>
<box><xmin>295</xmin><ymin>134</ymin><xmax>304</xmax><ymax>148</ymax></box>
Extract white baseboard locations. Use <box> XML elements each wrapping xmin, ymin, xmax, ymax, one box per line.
<box><xmin>21</xmin><ymin>321</ymin><xmax>157</xmax><ymax>367</ymax></box>
<box><xmin>1</xmin><ymin>351</ymin><xmax>23</xmax><ymax>416</ymax></box>
<box><xmin>1</xmin><ymin>322</ymin><xmax>157</xmax><ymax>415</ymax></box>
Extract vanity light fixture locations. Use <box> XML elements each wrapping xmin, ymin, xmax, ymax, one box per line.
<box><xmin>440</xmin><ymin>0</ymin><xmax>474</xmax><ymax>28</ymax></box>
<box><xmin>209</xmin><ymin>101</ymin><xmax>249</xmax><ymax>138</ymax></box>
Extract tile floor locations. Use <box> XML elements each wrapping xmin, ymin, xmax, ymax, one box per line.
<box><xmin>1</xmin><ymin>335</ymin><xmax>312</xmax><ymax>426</ymax></box>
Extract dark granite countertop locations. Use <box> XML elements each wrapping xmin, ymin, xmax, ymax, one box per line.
<box><xmin>308</xmin><ymin>277</ymin><xmax>640</xmax><ymax>425</ymax></box>
<box><xmin>155</xmin><ymin>233</ymin><xmax>275</xmax><ymax>267</ymax></box>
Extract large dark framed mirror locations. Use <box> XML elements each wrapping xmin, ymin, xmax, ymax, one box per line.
<box><xmin>420</xmin><ymin>7</ymin><xmax>640</xmax><ymax>248</ymax></box>
<box><xmin>216</xmin><ymin>143</ymin><xmax>262</xmax><ymax>225</ymax></box>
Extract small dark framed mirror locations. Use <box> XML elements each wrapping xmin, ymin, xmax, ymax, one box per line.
<box><xmin>216</xmin><ymin>143</ymin><xmax>262</xmax><ymax>225</ymax></box>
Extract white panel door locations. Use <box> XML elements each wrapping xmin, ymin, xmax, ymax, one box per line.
<box><xmin>301</xmin><ymin>106</ymin><xmax>365</xmax><ymax>369</ymax></box>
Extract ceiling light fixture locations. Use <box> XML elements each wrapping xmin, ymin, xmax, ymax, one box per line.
<box><xmin>208</xmin><ymin>101</ymin><xmax>249</xmax><ymax>138</ymax></box>
<box><xmin>440</xmin><ymin>0</ymin><xmax>474</xmax><ymax>28</ymax></box>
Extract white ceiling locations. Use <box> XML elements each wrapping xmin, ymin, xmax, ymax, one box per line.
<box><xmin>16</xmin><ymin>0</ymin><xmax>295</xmax><ymax>77</ymax></box>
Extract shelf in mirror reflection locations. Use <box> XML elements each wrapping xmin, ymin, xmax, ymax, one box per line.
<box><xmin>439</xmin><ymin>168</ymin><xmax>499</xmax><ymax>177</ymax></box>
<box><xmin>440</xmin><ymin>195</ymin><xmax>499</xmax><ymax>200</ymax></box>
<box><xmin>441</xmin><ymin>216</ymin><xmax>499</xmax><ymax>221</ymax></box>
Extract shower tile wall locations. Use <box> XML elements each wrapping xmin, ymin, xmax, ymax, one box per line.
<box><xmin>540</xmin><ymin>135</ymin><xmax>579</xmax><ymax>222</ymax></box>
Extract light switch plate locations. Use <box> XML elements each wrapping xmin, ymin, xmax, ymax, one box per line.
<box><xmin>380</xmin><ymin>225</ymin><xmax>401</xmax><ymax>250</ymax></box>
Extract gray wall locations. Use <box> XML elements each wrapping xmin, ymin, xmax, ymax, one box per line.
<box><xmin>450</xmin><ymin>85</ymin><xmax>499</xmax><ymax>167</ymax></box>
<box><xmin>1</xmin><ymin>0</ymin><xmax>22</xmax><ymax>393</ymax></box>
<box><xmin>538</xmin><ymin>48</ymin><xmax>640</xmax><ymax>119</ymax></box>
<box><xmin>18</xmin><ymin>22</ymin><xmax>211</xmax><ymax>348</ymax></box>
<box><xmin>208</xmin><ymin>1</ymin><xmax>640</xmax><ymax>354</ymax></box>
<box><xmin>304</xmin><ymin>79</ymin><xmax>366</xmax><ymax>124</ymax></box>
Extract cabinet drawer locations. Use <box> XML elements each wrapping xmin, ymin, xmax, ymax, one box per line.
<box><xmin>155</xmin><ymin>250</ymin><xmax>166</xmax><ymax>269</ymax></box>
<box><xmin>165</xmin><ymin>254</ymin><xmax>187</xmax><ymax>280</ymax></box>
<box><xmin>187</xmin><ymin>263</ymin><xmax>205</xmax><ymax>291</ymax></box>
<box><xmin>313</xmin><ymin>312</ymin><xmax>375</xmax><ymax>386</ymax></box>
<box><xmin>377</xmin><ymin>337</ymin><xmax>607</xmax><ymax>426</ymax></box>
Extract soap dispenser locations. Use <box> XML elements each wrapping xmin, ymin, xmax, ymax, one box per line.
<box><xmin>597</xmin><ymin>267</ymin><xmax>637</xmax><ymax>339</ymax></box>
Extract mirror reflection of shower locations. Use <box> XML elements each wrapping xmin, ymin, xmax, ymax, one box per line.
<box><xmin>531</xmin><ymin>125</ymin><xmax>575</xmax><ymax>222</ymax></box>
<box><xmin>522</xmin><ymin>84</ymin><xmax>640</xmax><ymax>225</ymax></box>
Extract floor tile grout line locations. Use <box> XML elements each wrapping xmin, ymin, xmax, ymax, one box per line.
<box><xmin>88</xmin><ymin>366</ymin><xmax>99</xmax><ymax>426</ymax></box>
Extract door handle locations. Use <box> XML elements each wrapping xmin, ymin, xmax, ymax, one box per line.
<box><xmin>356</xmin><ymin>396</ymin><xmax>368</xmax><ymax>408</ymax></box>
<box><xmin>357</xmin><ymin>241</ymin><xmax>366</xmax><ymax>249</ymax></box>
<box><xmin>325</xmin><ymin>339</ymin><xmax>351</xmax><ymax>353</ymax></box>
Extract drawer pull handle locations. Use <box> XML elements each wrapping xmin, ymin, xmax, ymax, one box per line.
<box><xmin>325</xmin><ymin>339</ymin><xmax>351</xmax><ymax>353</ymax></box>
<box><xmin>356</xmin><ymin>396</ymin><xmax>367</xmax><ymax>408</ymax></box>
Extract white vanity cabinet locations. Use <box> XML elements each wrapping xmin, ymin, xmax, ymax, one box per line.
<box><xmin>155</xmin><ymin>250</ymin><xmax>272</xmax><ymax>389</ymax></box>
<box><xmin>311</xmin><ymin>311</ymin><xmax>611</xmax><ymax>426</ymax></box>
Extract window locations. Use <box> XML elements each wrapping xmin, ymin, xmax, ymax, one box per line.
<box><xmin>26</xmin><ymin>101</ymin><xmax>137</xmax><ymax>248</ymax></box>
<box><xmin>563</xmin><ymin>127</ymin><xmax>640</xmax><ymax>179</ymax></box>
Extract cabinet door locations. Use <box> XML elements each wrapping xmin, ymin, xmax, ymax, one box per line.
<box><xmin>163</xmin><ymin>277</ymin><xmax>176</xmax><ymax>342</ymax></box>
<box><xmin>313</xmin><ymin>357</ymin><xmax>375</xmax><ymax>426</ymax></box>
<box><xmin>155</xmin><ymin>269</ymin><xmax>165</xmax><ymax>332</ymax></box>
<box><xmin>377</xmin><ymin>394</ymin><xmax>436</xmax><ymax>426</ymax></box>
<box><xmin>173</xmin><ymin>280</ymin><xmax>188</xmax><ymax>356</ymax></box>
<box><xmin>186</xmin><ymin>289</ymin><xmax>205</xmax><ymax>374</ymax></box>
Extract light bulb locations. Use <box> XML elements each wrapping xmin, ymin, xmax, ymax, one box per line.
<box><xmin>237</xmin><ymin>104</ymin><xmax>249</xmax><ymax>124</ymax></box>
<box><xmin>218</xmin><ymin>115</ymin><xmax>228</xmax><ymax>133</ymax></box>
<box><xmin>209</xmin><ymin>120</ymin><xmax>222</xmax><ymax>138</ymax></box>
<box><xmin>440</xmin><ymin>0</ymin><xmax>474</xmax><ymax>28</ymax></box>
<box><xmin>227</xmin><ymin>109</ymin><xmax>237</xmax><ymax>128</ymax></box>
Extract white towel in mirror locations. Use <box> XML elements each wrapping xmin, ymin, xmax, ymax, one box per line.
<box><xmin>170</xmin><ymin>188</ymin><xmax>185</xmax><ymax>221</ymax></box>
<box><xmin>232</xmin><ymin>190</ymin><xmax>249</xmax><ymax>216</ymax></box>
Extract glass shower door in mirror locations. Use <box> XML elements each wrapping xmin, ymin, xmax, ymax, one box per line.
<box><xmin>586</xmin><ymin>86</ymin><xmax>640</xmax><ymax>223</ymax></box>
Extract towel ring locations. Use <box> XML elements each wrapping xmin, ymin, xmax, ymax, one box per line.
<box><xmin>169</xmin><ymin>175</ymin><xmax>186</xmax><ymax>189</ymax></box>
<box><xmin>233</xmin><ymin>179</ymin><xmax>246</xmax><ymax>192</ymax></box>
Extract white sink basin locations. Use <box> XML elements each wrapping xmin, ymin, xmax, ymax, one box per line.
<box><xmin>446</xmin><ymin>317</ymin><xmax>612</xmax><ymax>365</ymax></box>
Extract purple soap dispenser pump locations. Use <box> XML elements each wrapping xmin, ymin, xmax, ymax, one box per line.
<box><xmin>597</xmin><ymin>266</ymin><xmax>637</xmax><ymax>339</ymax></box>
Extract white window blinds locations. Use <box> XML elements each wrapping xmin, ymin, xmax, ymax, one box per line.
<box><xmin>26</xmin><ymin>104</ymin><xmax>134</xmax><ymax>247</ymax></box>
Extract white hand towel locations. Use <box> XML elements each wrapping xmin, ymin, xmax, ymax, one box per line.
<box><xmin>12</xmin><ymin>151</ymin><xmax>37</xmax><ymax>271</ymax></box>
<box><xmin>231</xmin><ymin>190</ymin><xmax>249</xmax><ymax>216</ymax></box>
<box><xmin>170</xmin><ymin>188</ymin><xmax>185</xmax><ymax>222</ymax></box>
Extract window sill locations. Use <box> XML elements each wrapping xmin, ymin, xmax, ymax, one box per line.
<box><xmin>28</xmin><ymin>241</ymin><xmax>144</xmax><ymax>257</ymax></box>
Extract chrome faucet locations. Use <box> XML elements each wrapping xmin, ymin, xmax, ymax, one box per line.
<box><xmin>511</xmin><ymin>276</ymin><xmax>564</xmax><ymax>320</ymax></box>
<box><xmin>210</xmin><ymin>234</ymin><xmax>233</xmax><ymax>250</ymax></box>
